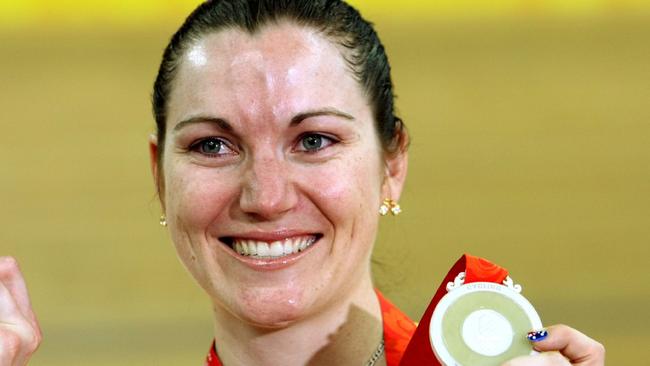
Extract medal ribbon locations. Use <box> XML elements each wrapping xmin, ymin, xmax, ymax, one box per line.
<box><xmin>398</xmin><ymin>254</ymin><xmax>509</xmax><ymax>366</ymax></box>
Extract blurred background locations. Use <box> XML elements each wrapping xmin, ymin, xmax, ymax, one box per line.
<box><xmin>1</xmin><ymin>0</ymin><xmax>648</xmax><ymax>364</ymax></box>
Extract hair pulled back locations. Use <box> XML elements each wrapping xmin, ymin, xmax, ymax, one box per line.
<box><xmin>152</xmin><ymin>0</ymin><xmax>406</xmax><ymax>164</ymax></box>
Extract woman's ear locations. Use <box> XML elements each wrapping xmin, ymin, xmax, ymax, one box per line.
<box><xmin>383</xmin><ymin>150</ymin><xmax>408</xmax><ymax>201</ymax></box>
<box><xmin>382</xmin><ymin>134</ymin><xmax>409</xmax><ymax>201</ymax></box>
<box><xmin>149</xmin><ymin>134</ymin><xmax>165</xmax><ymax>208</ymax></box>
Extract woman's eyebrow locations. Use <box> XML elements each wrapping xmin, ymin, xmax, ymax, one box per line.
<box><xmin>172</xmin><ymin>108</ymin><xmax>353</xmax><ymax>133</ymax></box>
<box><xmin>173</xmin><ymin>116</ymin><xmax>233</xmax><ymax>133</ymax></box>
<box><xmin>290</xmin><ymin>108</ymin><xmax>355</xmax><ymax>126</ymax></box>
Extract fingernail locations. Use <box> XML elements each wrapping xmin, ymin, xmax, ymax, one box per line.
<box><xmin>527</xmin><ymin>329</ymin><xmax>548</xmax><ymax>342</ymax></box>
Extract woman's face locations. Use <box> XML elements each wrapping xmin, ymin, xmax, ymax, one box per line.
<box><xmin>151</xmin><ymin>23</ymin><xmax>406</xmax><ymax>326</ymax></box>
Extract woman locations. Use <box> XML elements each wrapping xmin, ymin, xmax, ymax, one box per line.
<box><xmin>1</xmin><ymin>1</ymin><xmax>605</xmax><ymax>365</ymax></box>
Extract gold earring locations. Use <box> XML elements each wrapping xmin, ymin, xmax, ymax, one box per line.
<box><xmin>379</xmin><ymin>198</ymin><xmax>401</xmax><ymax>216</ymax></box>
<box><xmin>159</xmin><ymin>214</ymin><xmax>167</xmax><ymax>227</ymax></box>
<box><xmin>390</xmin><ymin>201</ymin><xmax>402</xmax><ymax>216</ymax></box>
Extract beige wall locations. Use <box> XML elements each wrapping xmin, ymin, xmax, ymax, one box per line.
<box><xmin>1</xmin><ymin>4</ymin><xmax>647</xmax><ymax>365</ymax></box>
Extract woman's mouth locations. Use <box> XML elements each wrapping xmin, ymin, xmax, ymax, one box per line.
<box><xmin>220</xmin><ymin>235</ymin><xmax>321</xmax><ymax>259</ymax></box>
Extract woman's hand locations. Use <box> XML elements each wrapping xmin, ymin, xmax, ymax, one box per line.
<box><xmin>502</xmin><ymin>324</ymin><xmax>605</xmax><ymax>366</ymax></box>
<box><xmin>0</xmin><ymin>257</ymin><xmax>42</xmax><ymax>366</ymax></box>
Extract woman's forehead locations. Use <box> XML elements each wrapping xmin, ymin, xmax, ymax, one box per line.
<box><xmin>189</xmin><ymin>23</ymin><xmax>331</xmax><ymax>67</ymax></box>
<box><xmin>168</xmin><ymin>23</ymin><xmax>367</xmax><ymax>128</ymax></box>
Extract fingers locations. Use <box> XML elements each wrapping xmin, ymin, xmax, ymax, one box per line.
<box><xmin>501</xmin><ymin>351</ymin><xmax>570</xmax><ymax>366</ymax></box>
<box><xmin>0</xmin><ymin>280</ymin><xmax>39</xmax><ymax>366</ymax></box>
<box><xmin>0</xmin><ymin>256</ymin><xmax>42</xmax><ymax>366</ymax></box>
<box><xmin>502</xmin><ymin>324</ymin><xmax>605</xmax><ymax>366</ymax></box>
<box><xmin>0</xmin><ymin>257</ymin><xmax>40</xmax><ymax>332</ymax></box>
<box><xmin>0</xmin><ymin>327</ymin><xmax>22</xmax><ymax>365</ymax></box>
<box><xmin>0</xmin><ymin>280</ymin><xmax>21</xmax><ymax>323</ymax></box>
<box><xmin>530</xmin><ymin>325</ymin><xmax>605</xmax><ymax>366</ymax></box>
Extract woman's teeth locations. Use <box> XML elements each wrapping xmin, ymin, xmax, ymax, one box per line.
<box><xmin>233</xmin><ymin>236</ymin><xmax>315</xmax><ymax>258</ymax></box>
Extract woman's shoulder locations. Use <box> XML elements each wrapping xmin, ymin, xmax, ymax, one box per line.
<box><xmin>376</xmin><ymin>290</ymin><xmax>417</xmax><ymax>366</ymax></box>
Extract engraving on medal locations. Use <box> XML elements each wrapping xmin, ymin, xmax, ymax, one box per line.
<box><xmin>461</xmin><ymin>309</ymin><xmax>513</xmax><ymax>356</ymax></box>
<box><xmin>466</xmin><ymin>283</ymin><xmax>503</xmax><ymax>291</ymax></box>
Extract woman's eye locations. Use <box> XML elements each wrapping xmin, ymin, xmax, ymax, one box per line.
<box><xmin>190</xmin><ymin>137</ymin><xmax>235</xmax><ymax>156</ymax></box>
<box><xmin>297</xmin><ymin>134</ymin><xmax>336</xmax><ymax>152</ymax></box>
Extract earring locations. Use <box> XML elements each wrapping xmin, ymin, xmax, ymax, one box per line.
<box><xmin>379</xmin><ymin>198</ymin><xmax>401</xmax><ymax>216</ymax></box>
<box><xmin>159</xmin><ymin>214</ymin><xmax>167</xmax><ymax>227</ymax></box>
<box><xmin>390</xmin><ymin>201</ymin><xmax>402</xmax><ymax>216</ymax></box>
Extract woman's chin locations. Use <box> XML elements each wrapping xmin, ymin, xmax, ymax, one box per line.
<box><xmin>233</xmin><ymin>302</ymin><xmax>309</xmax><ymax>329</ymax></box>
<box><xmin>236</xmin><ymin>309</ymin><xmax>302</xmax><ymax>329</ymax></box>
<box><xmin>225</xmin><ymin>287</ymin><xmax>315</xmax><ymax>329</ymax></box>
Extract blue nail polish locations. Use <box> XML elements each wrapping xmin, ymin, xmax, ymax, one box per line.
<box><xmin>527</xmin><ymin>330</ymin><xmax>548</xmax><ymax>342</ymax></box>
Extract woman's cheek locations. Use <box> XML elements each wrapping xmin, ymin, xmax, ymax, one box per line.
<box><xmin>166</xmin><ymin>168</ymin><xmax>234</xmax><ymax>273</ymax></box>
<box><xmin>304</xmin><ymin>155</ymin><xmax>382</xmax><ymax>224</ymax></box>
<box><xmin>171</xmin><ymin>167</ymin><xmax>233</xmax><ymax>227</ymax></box>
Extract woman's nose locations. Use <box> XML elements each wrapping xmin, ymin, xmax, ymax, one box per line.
<box><xmin>239</xmin><ymin>152</ymin><xmax>298</xmax><ymax>220</ymax></box>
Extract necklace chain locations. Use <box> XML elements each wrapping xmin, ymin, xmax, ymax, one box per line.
<box><xmin>365</xmin><ymin>338</ymin><xmax>385</xmax><ymax>366</ymax></box>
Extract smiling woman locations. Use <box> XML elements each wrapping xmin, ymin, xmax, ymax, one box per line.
<box><xmin>0</xmin><ymin>1</ymin><xmax>607</xmax><ymax>366</ymax></box>
<box><xmin>148</xmin><ymin>2</ymin><xmax>409</xmax><ymax>365</ymax></box>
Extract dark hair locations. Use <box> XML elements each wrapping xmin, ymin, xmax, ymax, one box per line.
<box><xmin>152</xmin><ymin>0</ymin><xmax>407</xmax><ymax>165</ymax></box>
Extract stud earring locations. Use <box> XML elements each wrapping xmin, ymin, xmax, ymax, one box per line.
<box><xmin>390</xmin><ymin>201</ymin><xmax>402</xmax><ymax>216</ymax></box>
<box><xmin>379</xmin><ymin>201</ymin><xmax>390</xmax><ymax>216</ymax></box>
<box><xmin>159</xmin><ymin>214</ymin><xmax>167</xmax><ymax>227</ymax></box>
<box><xmin>379</xmin><ymin>198</ymin><xmax>401</xmax><ymax>216</ymax></box>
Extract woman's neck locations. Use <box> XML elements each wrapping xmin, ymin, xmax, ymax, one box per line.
<box><xmin>210</xmin><ymin>274</ymin><xmax>385</xmax><ymax>366</ymax></box>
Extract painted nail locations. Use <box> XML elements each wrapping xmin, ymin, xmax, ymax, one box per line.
<box><xmin>527</xmin><ymin>329</ymin><xmax>548</xmax><ymax>342</ymax></box>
